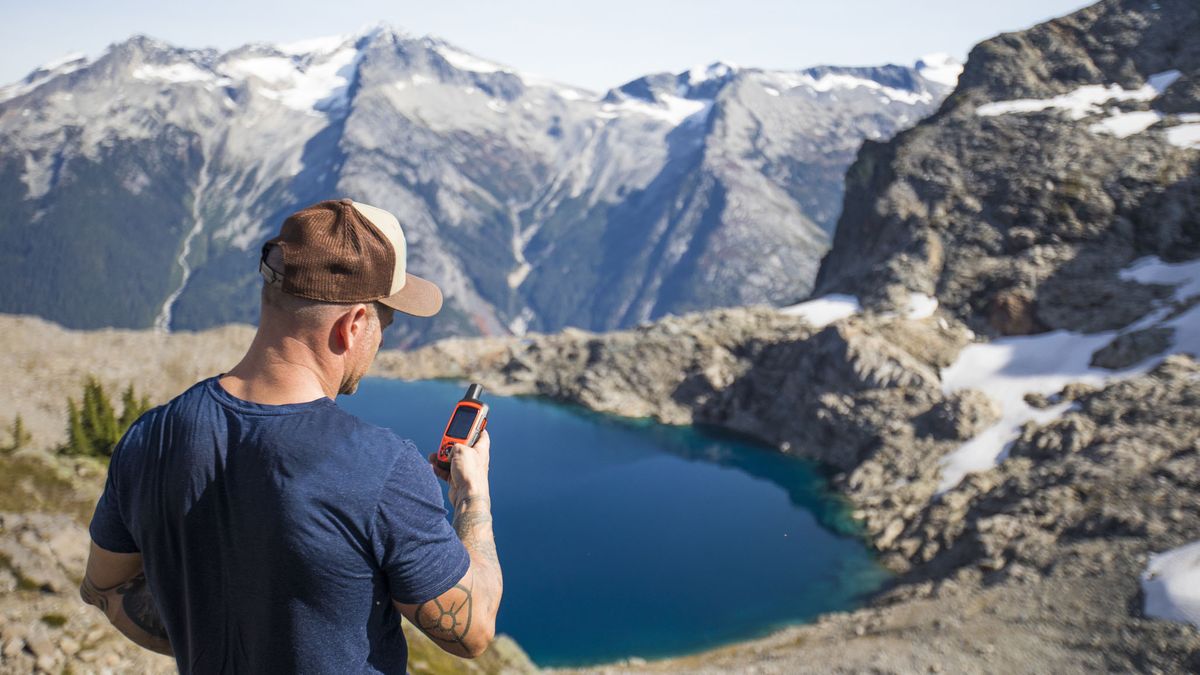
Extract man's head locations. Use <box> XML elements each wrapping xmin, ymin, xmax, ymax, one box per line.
<box><xmin>256</xmin><ymin>199</ymin><xmax>441</xmax><ymax>394</ymax></box>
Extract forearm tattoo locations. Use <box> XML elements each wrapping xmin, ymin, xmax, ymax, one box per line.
<box><xmin>453</xmin><ymin>498</ymin><xmax>499</xmax><ymax>568</ymax></box>
<box><xmin>415</xmin><ymin>579</ymin><xmax>474</xmax><ymax>648</ymax></box>
<box><xmin>119</xmin><ymin>574</ymin><xmax>169</xmax><ymax>639</ymax></box>
<box><xmin>81</xmin><ymin>573</ymin><xmax>169</xmax><ymax>640</ymax></box>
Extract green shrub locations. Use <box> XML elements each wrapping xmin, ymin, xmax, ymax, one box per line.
<box><xmin>0</xmin><ymin>415</ymin><xmax>31</xmax><ymax>453</ymax></box>
<box><xmin>59</xmin><ymin>378</ymin><xmax>151</xmax><ymax>459</ymax></box>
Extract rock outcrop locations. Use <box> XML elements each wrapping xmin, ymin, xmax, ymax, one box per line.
<box><xmin>813</xmin><ymin>0</ymin><xmax>1200</xmax><ymax>339</ymax></box>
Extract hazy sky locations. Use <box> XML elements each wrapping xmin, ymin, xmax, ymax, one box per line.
<box><xmin>3</xmin><ymin>0</ymin><xmax>1093</xmax><ymax>91</ymax></box>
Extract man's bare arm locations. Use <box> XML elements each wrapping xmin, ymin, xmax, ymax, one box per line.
<box><xmin>397</xmin><ymin>432</ymin><xmax>502</xmax><ymax>658</ymax></box>
<box><xmin>79</xmin><ymin>543</ymin><xmax>173</xmax><ymax>657</ymax></box>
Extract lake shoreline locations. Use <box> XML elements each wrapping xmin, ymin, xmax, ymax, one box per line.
<box><xmin>344</xmin><ymin>377</ymin><xmax>892</xmax><ymax>667</ymax></box>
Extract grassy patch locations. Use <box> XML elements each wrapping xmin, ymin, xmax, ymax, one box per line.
<box><xmin>0</xmin><ymin>452</ymin><xmax>102</xmax><ymax>524</ymax></box>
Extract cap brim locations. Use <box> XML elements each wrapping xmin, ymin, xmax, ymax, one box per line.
<box><xmin>379</xmin><ymin>273</ymin><xmax>443</xmax><ymax>317</ymax></box>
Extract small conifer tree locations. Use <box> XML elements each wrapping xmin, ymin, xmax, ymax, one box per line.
<box><xmin>118</xmin><ymin>384</ymin><xmax>151</xmax><ymax>430</ymax></box>
<box><xmin>1</xmin><ymin>415</ymin><xmax>31</xmax><ymax>453</ymax></box>
<box><xmin>60</xmin><ymin>378</ymin><xmax>152</xmax><ymax>459</ymax></box>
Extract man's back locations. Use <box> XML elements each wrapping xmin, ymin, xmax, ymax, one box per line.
<box><xmin>89</xmin><ymin>375</ymin><xmax>470</xmax><ymax>674</ymax></box>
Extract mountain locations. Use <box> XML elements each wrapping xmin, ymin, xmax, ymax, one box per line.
<box><xmin>0</xmin><ymin>26</ymin><xmax>956</xmax><ymax>344</ymax></box>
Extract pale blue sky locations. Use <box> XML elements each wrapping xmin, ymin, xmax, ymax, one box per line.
<box><xmin>2</xmin><ymin>0</ymin><xmax>1092</xmax><ymax>91</ymax></box>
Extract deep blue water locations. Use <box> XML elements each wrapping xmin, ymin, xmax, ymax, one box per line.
<box><xmin>340</xmin><ymin>378</ymin><xmax>889</xmax><ymax>667</ymax></box>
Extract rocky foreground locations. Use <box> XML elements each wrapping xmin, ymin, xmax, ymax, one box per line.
<box><xmin>0</xmin><ymin>473</ymin><xmax>535</xmax><ymax>675</ymax></box>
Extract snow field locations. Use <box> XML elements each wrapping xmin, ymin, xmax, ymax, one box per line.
<box><xmin>976</xmin><ymin>70</ymin><xmax>1200</xmax><ymax>150</ymax></box>
<box><xmin>780</xmin><ymin>294</ymin><xmax>861</xmax><ymax>327</ymax></box>
<box><xmin>1142</xmin><ymin>540</ymin><xmax>1200</xmax><ymax>628</ymax></box>
<box><xmin>938</xmin><ymin>256</ymin><xmax>1200</xmax><ymax>492</ymax></box>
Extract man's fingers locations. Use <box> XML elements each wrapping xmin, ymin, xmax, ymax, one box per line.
<box><xmin>472</xmin><ymin>429</ymin><xmax>490</xmax><ymax>452</ymax></box>
<box><xmin>427</xmin><ymin>452</ymin><xmax>451</xmax><ymax>481</ymax></box>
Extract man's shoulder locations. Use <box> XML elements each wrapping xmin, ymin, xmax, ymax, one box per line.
<box><xmin>339</xmin><ymin>414</ymin><xmax>426</xmax><ymax>472</ymax></box>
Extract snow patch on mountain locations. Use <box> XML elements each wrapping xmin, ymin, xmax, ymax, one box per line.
<box><xmin>597</xmin><ymin>94</ymin><xmax>712</xmax><ymax>126</ymax></box>
<box><xmin>133</xmin><ymin>62</ymin><xmax>227</xmax><ymax>86</ymax></box>
<box><xmin>684</xmin><ymin>62</ymin><xmax>736</xmax><ymax>88</ymax></box>
<box><xmin>915</xmin><ymin>53</ymin><xmax>963</xmax><ymax>87</ymax></box>
<box><xmin>780</xmin><ymin>294</ymin><xmax>861</xmax><ymax>327</ymax></box>
<box><xmin>40</xmin><ymin>52</ymin><xmax>90</xmax><ymax>72</ymax></box>
<box><xmin>778</xmin><ymin>71</ymin><xmax>935</xmax><ymax>105</ymax></box>
<box><xmin>904</xmin><ymin>293</ymin><xmax>939</xmax><ymax>320</ymax></box>
<box><xmin>435</xmin><ymin>44</ymin><xmax>506</xmax><ymax>74</ymax></box>
<box><xmin>221</xmin><ymin>46</ymin><xmax>362</xmax><ymax>113</ymax></box>
<box><xmin>1089</xmin><ymin>109</ymin><xmax>1165</xmax><ymax>138</ymax></box>
<box><xmin>976</xmin><ymin>69</ymin><xmax>1200</xmax><ymax>149</ymax></box>
<box><xmin>976</xmin><ymin>70</ymin><xmax>1180</xmax><ymax>118</ymax></box>
<box><xmin>938</xmin><ymin>255</ymin><xmax>1200</xmax><ymax>492</ymax></box>
<box><xmin>1165</xmin><ymin>114</ymin><xmax>1200</xmax><ymax>149</ymax></box>
<box><xmin>1142</xmin><ymin>539</ymin><xmax>1200</xmax><ymax>628</ymax></box>
<box><xmin>0</xmin><ymin>53</ymin><xmax>89</xmax><ymax>103</ymax></box>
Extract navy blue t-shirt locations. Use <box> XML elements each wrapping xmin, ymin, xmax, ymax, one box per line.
<box><xmin>89</xmin><ymin>376</ymin><xmax>470</xmax><ymax>674</ymax></box>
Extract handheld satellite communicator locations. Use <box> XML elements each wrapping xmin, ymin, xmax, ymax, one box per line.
<box><xmin>436</xmin><ymin>384</ymin><xmax>488</xmax><ymax>471</ymax></box>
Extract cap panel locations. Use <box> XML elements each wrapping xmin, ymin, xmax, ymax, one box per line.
<box><xmin>350</xmin><ymin>201</ymin><xmax>408</xmax><ymax>295</ymax></box>
<box><xmin>261</xmin><ymin>198</ymin><xmax>442</xmax><ymax>317</ymax></box>
<box><xmin>273</xmin><ymin>200</ymin><xmax>395</xmax><ymax>303</ymax></box>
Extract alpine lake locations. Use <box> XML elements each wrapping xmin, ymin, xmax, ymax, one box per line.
<box><xmin>340</xmin><ymin>378</ymin><xmax>890</xmax><ymax>667</ymax></box>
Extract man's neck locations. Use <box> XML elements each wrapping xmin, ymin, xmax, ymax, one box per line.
<box><xmin>221</xmin><ymin>333</ymin><xmax>342</xmax><ymax>404</ymax></box>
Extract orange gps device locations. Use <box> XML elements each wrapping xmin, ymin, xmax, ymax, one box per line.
<box><xmin>436</xmin><ymin>384</ymin><xmax>488</xmax><ymax>471</ymax></box>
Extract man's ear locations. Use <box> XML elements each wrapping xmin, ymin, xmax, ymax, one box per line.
<box><xmin>332</xmin><ymin>304</ymin><xmax>371</xmax><ymax>353</ymax></box>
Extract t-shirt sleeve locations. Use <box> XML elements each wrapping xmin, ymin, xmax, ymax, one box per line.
<box><xmin>372</xmin><ymin>439</ymin><xmax>471</xmax><ymax>605</ymax></box>
<box><xmin>88</xmin><ymin>426</ymin><xmax>141</xmax><ymax>554</ymax></box>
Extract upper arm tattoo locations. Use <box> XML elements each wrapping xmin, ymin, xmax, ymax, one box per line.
<box><xmin>414</xmin><ymin>578</ymin><xmax>474</xmax><ymax>648</ymax></box>
<box><xmin>80</xmin><ymin>576</ymin><xmax>111</xmax><ymax>613</ymax></box>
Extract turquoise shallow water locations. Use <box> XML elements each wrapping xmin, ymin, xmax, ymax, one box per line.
<box><xmin>340</xmin><ymin>378</ymin><xmax>889</xmax><ymax>667</ymax></box>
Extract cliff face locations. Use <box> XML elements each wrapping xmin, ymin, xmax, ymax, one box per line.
<box><xmin>815</xmin><ymin>0</ymin><xmax>1200</xmax><ymax>337</ymax></box>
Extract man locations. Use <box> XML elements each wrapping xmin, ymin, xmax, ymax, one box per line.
<box><xmin>80</xmin><ymin>199</ymin><xmax>502</xmax><ymax>673</ymax></box>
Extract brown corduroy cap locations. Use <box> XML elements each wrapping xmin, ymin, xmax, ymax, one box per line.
<box><xmin>260</xmin><ymin>198</ymin><xmax>443</xmax><ymax>317</ymax></box>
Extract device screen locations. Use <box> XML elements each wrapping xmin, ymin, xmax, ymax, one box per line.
<box><xmin>446</xmin><ymin>405</ymin><xmax>479</xmax><ymax>440</ymax></box>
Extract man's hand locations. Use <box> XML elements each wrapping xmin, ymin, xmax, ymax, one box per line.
<box><xmin>429</xmin><ymin>430</ymin><xmax>491</xmax><ymax>507</ymax></box>
<box><xmin>411</xmin><ymin>430</ymin><xmax>501</xmax><ymax>658</ymax></box>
